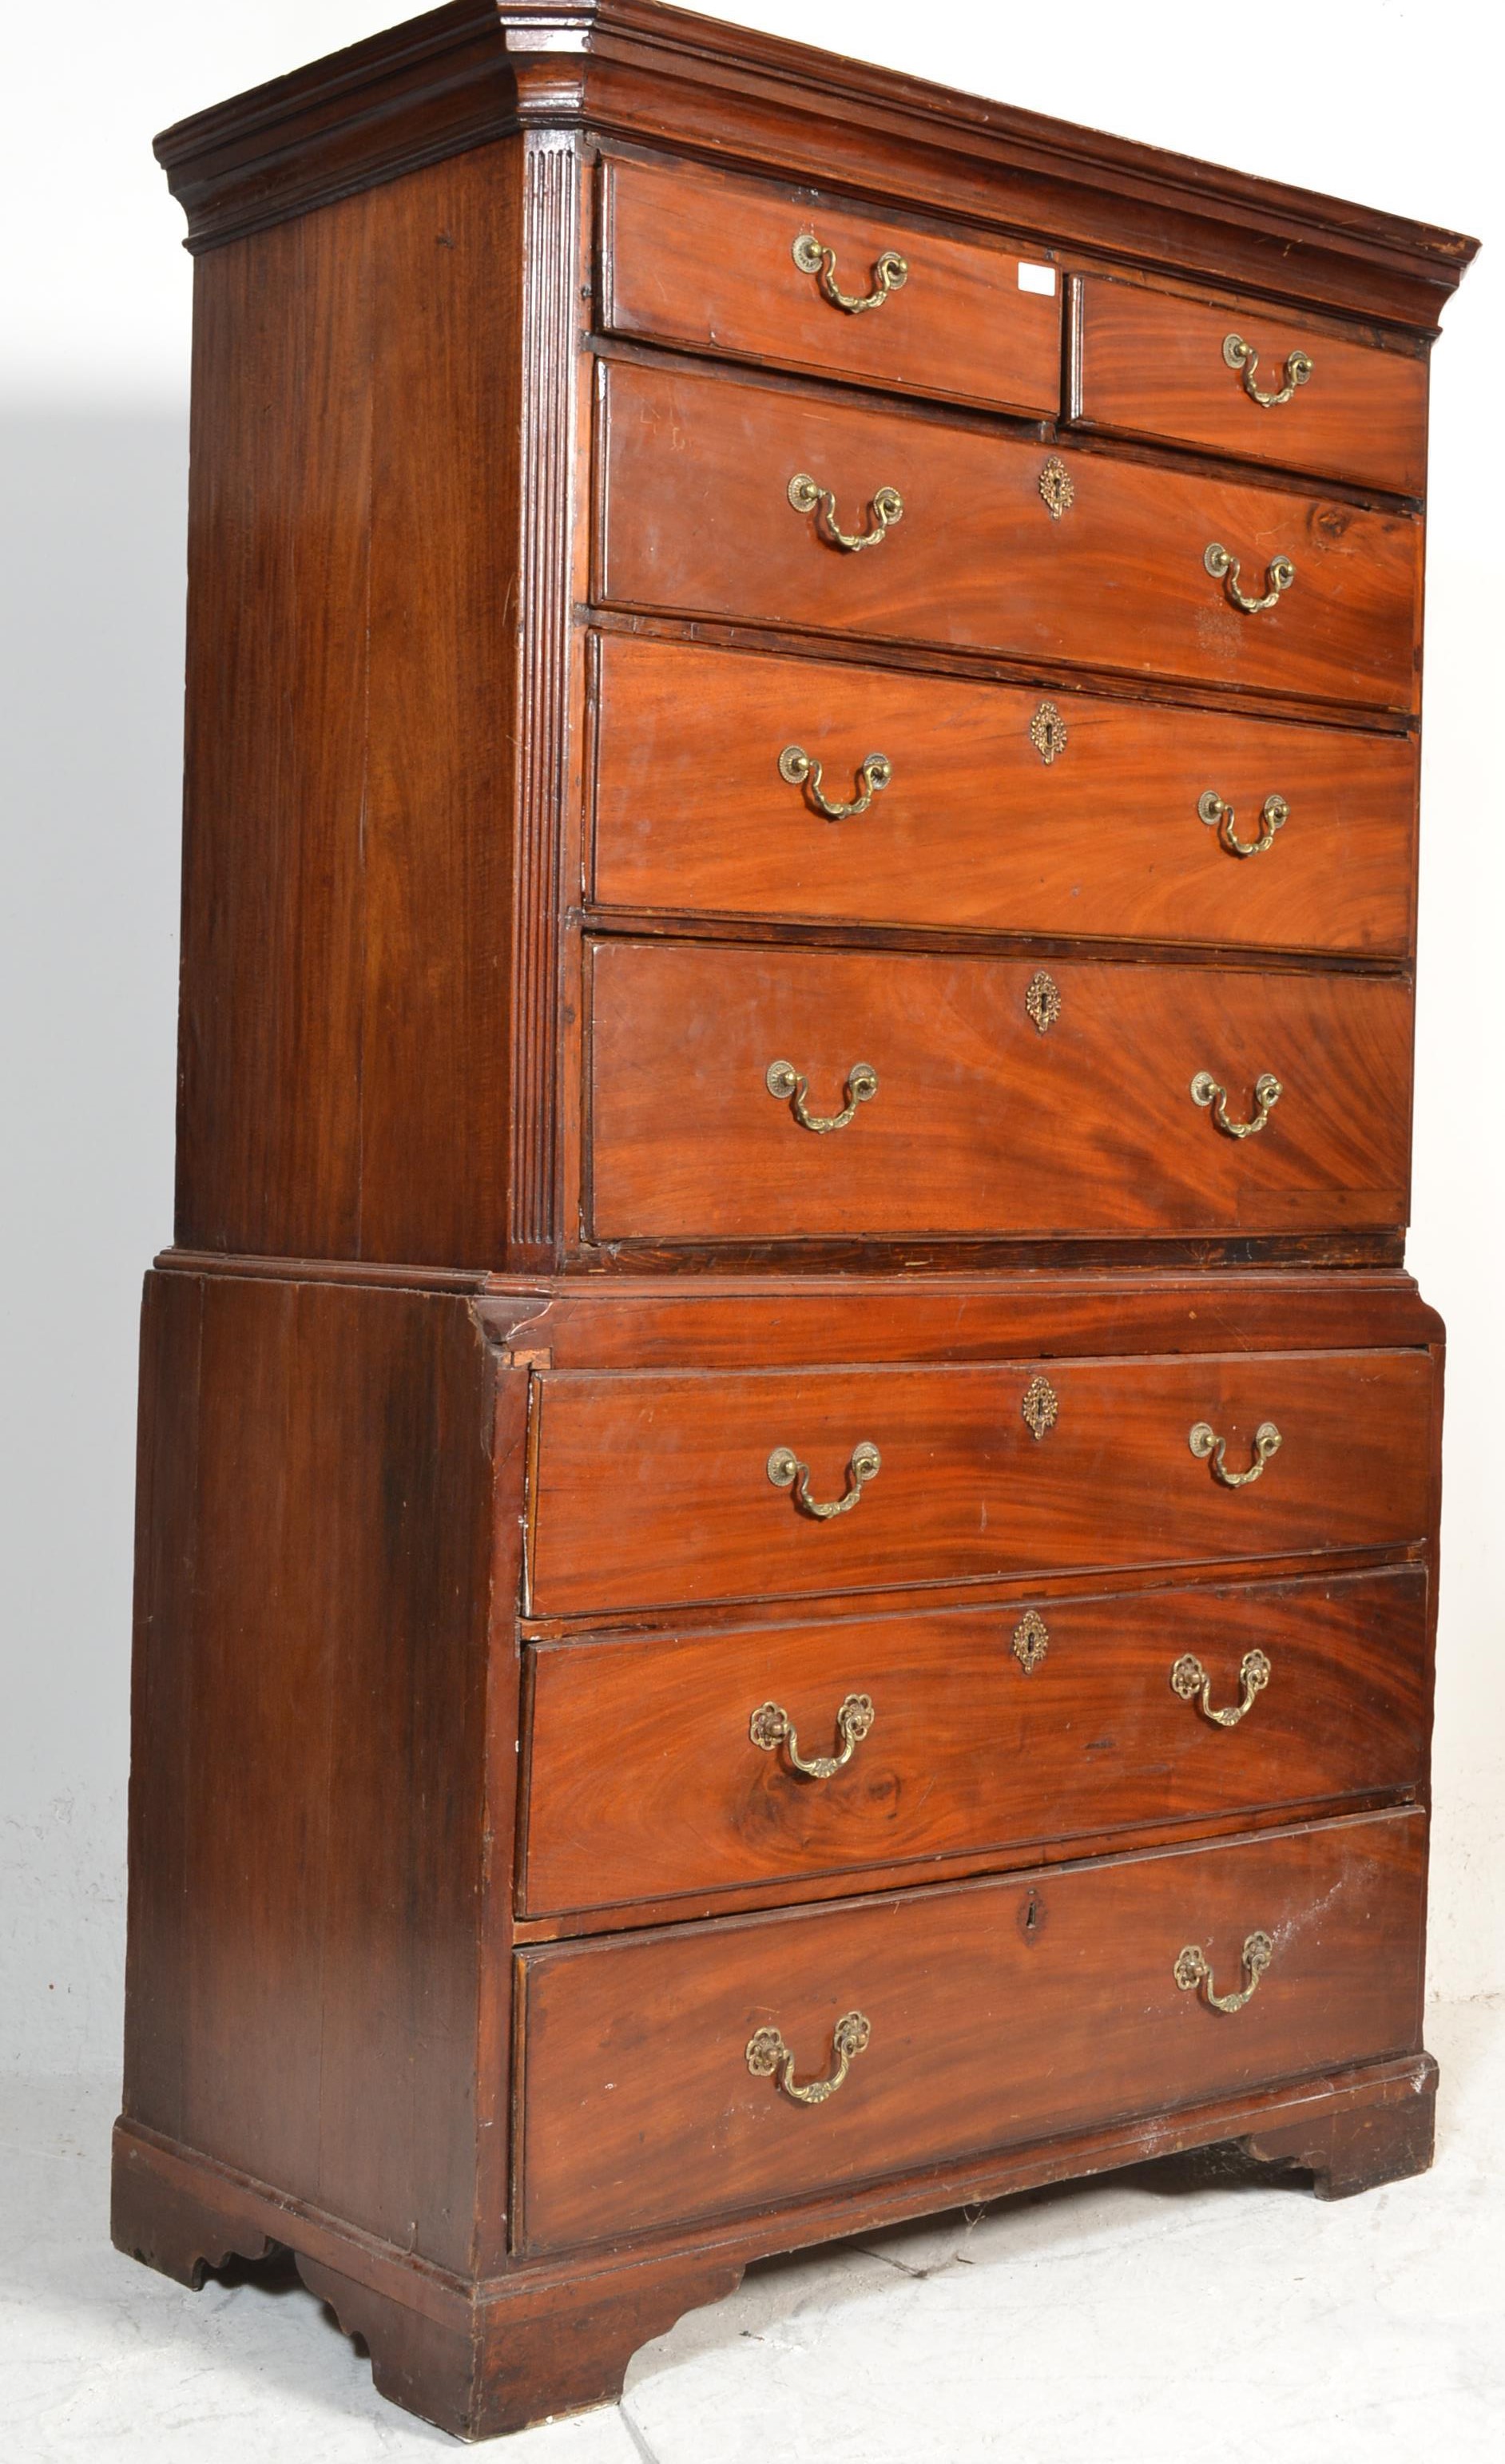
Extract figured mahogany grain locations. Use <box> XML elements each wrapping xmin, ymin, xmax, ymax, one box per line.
<box><xmin>514</xmin><ymin>1807</ymin><xmax>1426</xmax><ymax>2252</ymax></box>
<box><xmin>586</xmin><ymin>938</ymin><xmax>1413</xmax><ymax>1242</ymax></box>
<box><xmin>519</xmin><ymin>1565</ymin><xmax>1426</xmax><ymax>1914</ymax></box>
<box><xmin>598</xmin><ymin>360</ymin><xmax>1423</xmax><ymax>713</ymax></box>
<box><xmin>526</xmin><ymin>1347</ymin><xmax>1435</xmax><ymax>1616</ymax></box>
<box><xmin>590</xmin><ymin>633</ymin><xmax>1417</xmax><ymax>954</ymax></box>
<box><xmin>121</xmin><ymin>1271</ymin><xmax>501</xmax><ymax>2270</ymax></box>
<box><xmin>1072</xmin><ymin>274</ymin><xmax>1429</xmax><ymax>498</ymax></box>
<box><xmin>601</xmin><ymin>152</ymin><xmax>1062</xmax><ymax>415</ymax></box>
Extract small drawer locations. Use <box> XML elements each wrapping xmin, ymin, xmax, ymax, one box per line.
<box><xmin>520</xmin><ymin>1566</ymin><xmax>1428</xmax><ymax>1915</ymax></box>
<box><xmin>514</xmin><ymin>1807</ymin><xmax>1425</xmax><ymax>2252</ymax></box>
<box><xmin>526</xmin><ymin>1348</ymin><xmax>1434</xmax><ymax>1617</ymax></box>
<box><xmin>590</xmin><ymin>634</ymin><xmax>1418</xmax><ymax>956</ymax></box>
<box><xmin>1071</xmin><ymin>275</ymin><xmax>1429</xmax><ymax>498</ymax></box>
<box><xmin>586</xmin><ymin>939</ymin><xmax>1413</xmax><ymax>1244</ymax></box>
<box><xmin>598</xmin><ymin>362</ymin><xmax>1423</xmax><ymax>713</ymax></box>
<box><xmin>601</xmin><ymin>153</ymin><xmax>1062</xmax><ymax>418</ymax></box>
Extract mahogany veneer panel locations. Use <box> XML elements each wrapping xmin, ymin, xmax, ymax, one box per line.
<box><xmin>521</xmin><ymin>1565</ymin><xmax>1428</xmax><ymax>1913</ymax></box>
<box><xmin>598</xmin><ymin>360</ymin><xmax>1424</xmax><ymax>713</ymax></box>
<box><xmin>514</xmin><ymin>1807</ymin><xmax>1427</xmax><ymax>2252</ymax></box>
<box><xmin>587</xmin><ymin>939</ymin><xmax>1414</xmax><ymax>1241</ymax></box>
<box><xmin>526</xmin><ymin>1349</ymin><xmax>1435</xmax><ymax>1615</ymax></box>
<box><xmin>1072</xmin><ymin>275</ymin><xmax>1430</xmax><ymax>497</ymax></box>
<box><xmin>591</xmin><ymin>635</ymin><xmax>1417</xmax><ymax>954</ymax></box>
<box><xmin>601</xmin><ymin>152</ymin><xmax>1063</xmax><ymax>415</ymax></box>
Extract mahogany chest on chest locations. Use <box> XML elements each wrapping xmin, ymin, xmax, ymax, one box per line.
<box><xmin>114</xmin><ymin>0</ymin><xmax>1477</xmax><ymax>2437</ymax></box>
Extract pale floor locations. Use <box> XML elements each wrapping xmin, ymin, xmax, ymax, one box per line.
<box><xmin>3</xmin><ymin>1999</ymin><xmax>1501</xmax><ymax>2464</ymax></box>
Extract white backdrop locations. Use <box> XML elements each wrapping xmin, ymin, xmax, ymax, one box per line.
<box><xmin>2</xmin><ymin>0</ymin><xmax>1500</xmax><ymax>2077</ymax></box>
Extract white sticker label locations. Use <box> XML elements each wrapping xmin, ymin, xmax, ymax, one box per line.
<box><xmin>1018</xmin><ymin>262</ymin><xmax>1058</xmax><ymax>296</ymax></box>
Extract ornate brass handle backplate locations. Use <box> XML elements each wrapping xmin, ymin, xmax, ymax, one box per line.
<box><xmin>746</xmin><ymin>2010</ymin><xmax>872</xmax><ymax>2104</ymax></box>
<box><xmin>1223</xmin><ymin>331</ymin><xmax>1313</xmax><ymax>409</ymax></box>
<box><xmin>789</xmin><ymin>471</ymin><xmax>904</xmax><ymax>552</ymax></box>
<box><xmin>766</xmin><ymin>1057</ymin><xmax>878</xmax><ymax>1132</ymax></box>
<box><xmin>1198</xmin><ymin>788</ymin><xmax>1289</xmax><ymax>858</ymax></box>
<box><xmin>1171</xmin><ymin>1648</ymin><xmax>1272</xmax><ymax>1727</ymax></box>
<box><xmin>750</xmin><ymin>1691</ymin><xmax>875</xmax><ymax>1776</ymax></box>
<box><xmin>793</xmin><ymin>231</ymin><xmax>908</xmax><ymax>314</ymax></box>
<box><xmin>1205</xmin><ymin>541</ymin><xmax>1296</xmax><ymax>614</ymax></box>
<box><xmin>1175</xmin><ymin>1930</ymin><xmax>1275</xmax><ymax>2013</ymax></box>
<box><xmin>779</xmin><ymin>744</ymin><xmax>893</xmax><ymax>819</ymax></box>
<box><xmin>1191</xmin><ymin>1069</ymin><xmax>1282</xmax><ymax>1138</ymax></box>
<box><xmin>1189</xmin><ymin>1420</ymin><xmax>1283</xmax><ymax>1487</ymax></box>
<box><xmin>768</xmin><ymin>1440</ymin><xmax>882</xmax><ymax>1518</ymax></box>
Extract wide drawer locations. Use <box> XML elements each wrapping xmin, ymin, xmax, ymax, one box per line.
<box><xmin>526</xmin><ymin>1348</ymin><xmax>1434</xmax><ymax>1616</ymax></box>
<box><xmin>514</xmin><ymin>1807</ymin><xmax>1426</xmax><ymax>2252</ymax></box>
<box><xmin>590</xmin><ymin>635</ymin><xmax>1417</xmax><ymax>955</ymax></box>
<box><xmin>519</xmin><ymin>1566</ymin><xmax>1428</xmax><ymax>1914</ymax></box>
<box><xmin>586</xmin><ymin>940</ymin><xmax>1413</xmax><ymax>1242</ymax></box>
<box><xmin>597</xmin><ymin>362</ymin><xmax>1422</xmax><ymax>712</ymax></box>
<box><xmin>602</xmin><ymin>153</ymin><xmax>1062</xmax><ymax>417</ymax></box>
<box><xmin>1071</xmin><ymin>275</ymin><xmax>1429</xmax><ymax>498</ymax></box>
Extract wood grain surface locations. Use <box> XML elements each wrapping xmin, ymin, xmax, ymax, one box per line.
<box><xmin>1072</xmin><ymin>273</ymin><xmax>1429</xmax><ymax>497</ymax></box>
<box><xmin>598</xmin><ymin>360</ymin><xmax>1423</xmax><ymax>712</ymax></box>
<box><xmin>514</xmin><ymin>1807</ymin><xmax>1426</xmax><ymax>2251</ymax></box>
<box><xmin>590</xmin><ymin>633</ymin><xmax>1417</xmax><ymax>954</ymax></box>
<box><xmin>520</xmin><ymin>1565</ymin><xmax>1427</xmax><ymax>1913</ymax></box>
<box><xmin>526</xmin><ymin>1347</ymin><xmax>1435</xmax><ymax>1615</ymax></box>
<box><xmin>586</xmin><ymin>938</ymin><xmax>1413</xmax><ymax>1241</ymax></box>
<box><xmin>601</xmin><ymin>151</ymin><xmax>1062</xmax><ymax>415</ymax></box>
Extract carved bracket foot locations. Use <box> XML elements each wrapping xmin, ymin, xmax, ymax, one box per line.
<box><xmin>111</xmin><ymin>2121</ymin><xmax>278</xmax><ymax>2289</ymax></box>
<box><xmin>1237</xmin><ymin>2056</ymin><xmax>1437</xmax><ymax>2201</ymax></box>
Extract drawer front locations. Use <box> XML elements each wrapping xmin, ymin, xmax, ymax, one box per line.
<box><xmin>521</xmin><ymin>1567</ymin><xmax>1428</xmax><ymax>1914</ymax></box>
<box><xmin>591</xmin><ymin>635</ymin><xmax>1416</xmax><ymax>955</ymax></box>
<box><xmin>1072</xmin><ymin>276</ymin><xmax>1429</xmax><ymax>498</ymax></box>
<box><xmin>526</xmin><ymin>1349</ymin><xmax>1434</xmax><ymax>1616</ymax></box>
<box><xmin>514</xmin><ymin>1808</ymin><xmax>1426</xmax><ymax>2251</ymax></box>
<box><xmin>586</xmin><ymin>940</ymin><xmax>1413</xmax><ymax>1242</ymax></box>
<box><xmin>602</xmin><ymin>154</ymin><xmax>1062</xmax><ymax>417</ymax></box>
<box><xmin>598</xmin><ymin>363</ymin><xmax>1422</xmax><ymax>712</ymax></box>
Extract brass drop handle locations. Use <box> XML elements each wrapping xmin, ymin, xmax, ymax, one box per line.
<box><xmin>788</xmin><ymin>471</ymin><xmax>904</xmax><ymax>552</ymax></box>
<box><xmin>1198</xmin><ymin>788</ymin><xmax>1289</xmax><ymax>858</ymax></box>
<box><xmin>768</xmin><ymin>1440</ymin><xmax>881</xmax><ymax>1518</ymax></box>
<box><xmin>750</xmin><ymin>1691</ymin><xmax>875</xmax><ymax>1777</ymax></box>
<box><xmin>746</xmin><ymin>2010</ymin><xmax>872</xmax><ymax>2104</ymax></box>
<box><xmin>793</xmin><ymin>231</ymin><xmax>908</xmax><ymax>314</ymax></box>
<box><xmin>1191</xmin><ymin>1069</ymin><xmax>1282</xmax><ymax>1138</ymax></box>
<box><xmin>1189</xmin><ymin>1419</ymin><xmax>1283</xmax><ymax>1487</ymax></box>
<box><xmin>1171</xmin><ymin>1648</ymin><xmax>1272</xmax><ymax>1727</ymax></box>
<box><xmin>780</xmin><ymin>744</ymin><xmax>893</xmax><ymax>819</ymax></box>
<box><xmin>766</xmin><ymin>1057</ymin><xmax>878</xmax><ymax>1133</ymax></box>
<box><xmin>1175</xmin><ymin>1930</ymin><xmax>1274</xmax><ymax>2013</ymax></box>
<box><xmin>1205</xmin><ymin>542</ymin><xmax>1296</xmax><ymax>614</ymax></box>
<box><xmin>1223</xmin><ymin>331</ymin><xmax>1313</xmax><ymax>410</ymax></box>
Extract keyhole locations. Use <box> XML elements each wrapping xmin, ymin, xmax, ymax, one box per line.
<box><xmin>1019</xmin><ymin>1888</ymin><xmax>1045</xmax><ymax>1945</ymax></box>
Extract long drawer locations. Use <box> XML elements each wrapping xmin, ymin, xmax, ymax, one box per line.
<box><xmin>597</xmin><ymin>361</ymin><xmax>1422</xmax><ymax>712</ymax></box>
<box><xmin>525</xmin><ymin>1349</ymin><xmax>1435</xmax><ymax>1617</ymax></box>
<box><xmin>513</xmin><ymin>1807</ymin><xmax>1426</xmax><ymax>2252</ymax></box>
<box><xmin>519</xmin><ymin>1566</ymin><xmax>1428</xmax><ymax>1914</ymax></box>
<box><xmin>586</xmin><ymin>940</ymin><xmax>1413</xmax><ymax>1242</ymax></box>
<box><xmin>590</xmin><ymin>635</ymin><xmax>1417</xmax><ymax>955</ymax></box>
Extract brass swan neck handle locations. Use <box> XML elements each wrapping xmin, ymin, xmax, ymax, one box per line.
<box><xmin>1223</xmin><ymin>331</ymin><xmax>1313</xmax><ymax>409</ymax></box>
<box><xmin>1189</xmin><ymin>1420</ymin><xmax>1283</xmax><ymax>1487</ymax></box>
<box><xmin>767</xmin><ymin>1441</ymin><xmax>881</xmax><ymax>1518</ymax></box>
<box><xmin>766</xmin><ymin>1058</ymin><xmax>878</xmax><ymax>1133</ymax></box>
<box><xmin>1175</xmin><ymin>1930</ymin><xmax>1274</xmax><ymax>2014</ymax></box>
<box><xmin>1205</xmin><ymin>541</ymin><xmax>1295</xmax><ymax>614</ymax></box>
<box><xmin>793</xmin><ymin>231</ymin><xmax>908</xmax><ymax>314</ymax></box>
<box><xmin>788</xmin><ymin>471</ymin><xmax>904</xmax><ymax>552</ymax></box>
<box><xmin>1191</xmin><ymin>1069</ymin><xmax>1282</xmax><ymax>1138</ymax></box>
<box><xmin>780</xmin><ymin>744</ymin><xmax>893</xmax><ymax>819</ymax></box>
<box><xmin>1170</xmin><ymin>1648</ymin><xmax>1272</xmax><ymax>1727</ymax></box>
<box><xmin>750</xmin><ymin>1692</ymin><xmax>875</xmax><ymax>1777</ymax></box>
<box><xmin>1198</xmin><ymin>788</ymin><xmax>1289</xmax><ymax>858</ymax></box>
<box><xmin>746</xmin><ymin>2011</ymin><xmax>872</xmax><ymax>2104</ymax></box>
